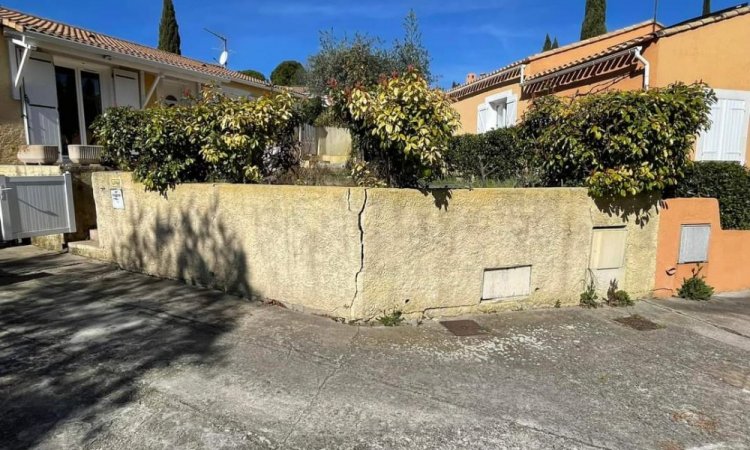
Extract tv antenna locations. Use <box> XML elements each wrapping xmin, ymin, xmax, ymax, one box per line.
<box><xmin>204</xmin><ymin>28</ymin><xmax>229</xmax><ymax>67</ymax></box>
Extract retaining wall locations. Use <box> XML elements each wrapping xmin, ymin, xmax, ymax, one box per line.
<box><xmin>654</xmin><ymin>198</ymin><xmax>750</xmax><ymax>296</ymax></box>
<box><xmin>89</xmin><ymin>172</ymin><xmax>660</xmax><ymax>320</ymax></box>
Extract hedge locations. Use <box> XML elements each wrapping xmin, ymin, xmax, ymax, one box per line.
<box><xmin>667</xmin><ymin>161</ymin><xmax>750</xmax><ymax>230</ymax></box>
<box><xmin>446</xmin><ymin>127</ymin><xmax>537</xmax><ymax>186</ymax></box>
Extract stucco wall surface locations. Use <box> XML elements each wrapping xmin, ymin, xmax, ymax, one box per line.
<box><xmin>654</xmin><ymin>198</ymin><xmax>750</xmax><ymax>296</ymax></box>
<box><xmin>92</xmin><ymin>173</ymin><xmax>660</xmax><ymax>321</ymax></box>
<box><xmin>0</xmin><ymin>41</ymin><xmax>25</xmax><ymax>164</ymax></box>
<box><xmin>356</xmin><ymin>188</ymin><xmax>659</xmax><ymax>319</ymax></box>
<box><xmin>92</xmin><ymin>172</ymin><xmax>363</xmax><ymax>318</ymax></box>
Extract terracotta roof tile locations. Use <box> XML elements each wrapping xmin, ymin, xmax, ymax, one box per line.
<box><xmin>448</xmin><ymin>20</ymin><xmax>658</xmax><ymax>99</ymax></box>
<box><xmin>0</xmin><ymin>6</ymin><xmax>275</xmax><ymax>90</ymax></box>
<box><xmin>448</xmin><ymin>62</ymin><xmax>524</xmax><ymax>100</ymax></box>
<box><xmin>449</xmin><ymin>4</ymin><xmax>750</xmax><ymax>100</ymax></box>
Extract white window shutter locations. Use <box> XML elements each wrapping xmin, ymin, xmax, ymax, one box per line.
<box><xmin>506</xmin><ymin>94</ymin><xmax>518</xmax><ymax>126</ymax></box>
<box><xmin>113</xmin><ymin>69</ymin><xmax>141</xmax><ymax>109</ymax></box>
<box><xmin>698</xmin><ymin>90</ymin><xmax>750</xmax><ymax>163</ymax></box>
<box><xmin>698</xmin><ymin>102</ymin><xmax>724</xmax><ymax>161</ymax></box>
<box><xmin>722</xmin><ymin>99</ymin><xmax>747</xmax><ymax>162</ymax></box>
<box><xmin>477</xmin><ymin>104</ymin><xmax>489</xmax><ymax>133</ymax></box>
<box><xmin>22</xmin><ymin>52</ymin><xmax>60</xmax><ymax>146</ymax></box>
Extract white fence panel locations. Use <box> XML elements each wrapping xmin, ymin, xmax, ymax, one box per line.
<box><xmin>0</xmin><ymin>173</ymin><xmax>76</xmax><ymax>240</ymax></box>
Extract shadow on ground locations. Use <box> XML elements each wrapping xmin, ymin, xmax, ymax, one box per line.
<box><xmin>0</xmin><ymin>198</ymin><xmax>251</xmax><ymax>449</ymax></box>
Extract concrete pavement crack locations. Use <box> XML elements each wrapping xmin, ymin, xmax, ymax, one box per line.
<box><xmin>280</xmin><ymin>326</ymin><xmax>361</xmax><ymax>446</ymax></box>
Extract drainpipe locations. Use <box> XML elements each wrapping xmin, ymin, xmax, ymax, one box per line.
<box><xmin>633</xmin><ymin>46</ymin><xmax>650</xmax><ymax>90</ymax></box>
<box><xmin>519</xmin><ymin>64</ymin><xmax>526</xmax><ymax>85</ymax></box>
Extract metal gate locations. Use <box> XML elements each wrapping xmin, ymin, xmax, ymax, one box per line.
<box><xmin>0</xmin><ymin>173</ymin><xmax>76</xmax><ymax>241</ymax></box>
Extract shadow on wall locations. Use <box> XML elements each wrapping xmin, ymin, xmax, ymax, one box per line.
<box><xmin>0</xmin><ymin>249</ymin><xmax>251</xmax><ymax>448</ymax></box>
<box><xmin>419</xmin><ymin>187</ymin><xmax>452</xmax><ymax>211</ymax></box>
<box><xmin>112</xmin><ymin>192</ymin><xmax>252</xmax><ymax>298</ymax></box>
<box><xmin>593</xmin><ymin>191</ymin><xmax>662</xmax><ymax>227</ymax></box>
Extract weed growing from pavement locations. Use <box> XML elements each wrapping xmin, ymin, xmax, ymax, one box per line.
<box><xmin>677</xmin><ymin>265</ymin><xmax>714</xmax><ymax>301</ymax></box>
<box><xmin>377</xmin><ymin>310</ymin><xmax>405</xmax><ymax>326</ymax></box>
<box><xmin>579</xmin><ymin>277</ymin><xmax>599</xmax><ymax>308</ymax></box>
<box><xmin>606</xmin><ymin>280</ymin><xmax>633</xmax><ymax>307</ymax></box>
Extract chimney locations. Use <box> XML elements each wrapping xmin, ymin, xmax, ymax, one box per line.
<box><xmin>465</xmin><ymin>73</ymin><xmax>477</xmax><ymax>84</ymax></box>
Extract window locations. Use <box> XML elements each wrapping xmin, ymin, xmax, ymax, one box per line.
<box><xmin>477</xmin><ymin>91</ymin><xmax>517</xmax><ymax>133</ymax></box>
<box><xmin>679</xmin><ymin>225</ymin><xmax>711</xmax><ymax>264</ymax></box>
<box><xmin>697</xmin><ymin>89</ymin><xmax>750</xmax><ymax>163</ymax></box>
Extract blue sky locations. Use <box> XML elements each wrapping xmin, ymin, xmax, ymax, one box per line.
<box><xmin>5</xmin><ymin>0</ymin><xmax>742</xmax><ymax>87</ymax></box>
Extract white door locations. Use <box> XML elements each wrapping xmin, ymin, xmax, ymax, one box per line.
<box><xmin>22</xmin><ymin>52</ymin><xmax>60</xmax><ymax>146</ymax></box>
<box><xmin>113</xmin><ymin>69</ymin><xmax>141</xmax><ymax>108</ymax></box>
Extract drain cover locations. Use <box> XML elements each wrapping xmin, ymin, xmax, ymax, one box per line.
<box><xmin>614</xmin><ymin>315</ymin><xmax>664</xmax><ymax>331</ymax></box>
<box><xmin>440</xmin><ymin>320</ymin><xmax>484</xmax><ymax>336</ymax></box>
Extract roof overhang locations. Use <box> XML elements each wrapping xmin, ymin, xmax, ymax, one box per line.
<box><xmin>522</xmin><ymin>47</ymin><xmax>643</xmax><ymax>95</ymax></box>
<box><xmin>448</xmin><ymin>64</ymin><xmax>524</xmax><ymax>101</ymax></box>
<box><xmin>4</xmin><ymin>28</ymin><xmax>276</xmax><ymax>91</ymax></box>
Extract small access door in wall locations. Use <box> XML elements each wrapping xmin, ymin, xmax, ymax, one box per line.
<box><xmin>0</xmin><ymin>173</ymin><xmax>76</xmax><ymax>241</ymax></box>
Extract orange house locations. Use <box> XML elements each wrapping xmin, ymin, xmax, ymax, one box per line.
<box><xmin>450</xmin><ymin>4</ymin><xmax>750</xmax><ymax>166</ymax></box>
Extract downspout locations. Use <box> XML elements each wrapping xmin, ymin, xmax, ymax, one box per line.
<box><xmin>633</xmin><ymin>46</ymin><xmax>650</xmax><ymax>90</ymax></box>
<box><xmin>519</xmin><ymin>64</ymin><xmax>526</xmax><ymax>85</ymax></box>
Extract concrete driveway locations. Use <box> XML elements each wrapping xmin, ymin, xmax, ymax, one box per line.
<box><xmin>1</xmin><ymin>246</ymin><xmax>749</xmax><ymax>449</ymax></box>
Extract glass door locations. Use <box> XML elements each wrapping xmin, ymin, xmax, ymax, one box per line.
<box><xmin>54</xmin><ymin>66</ymin><xmax>81</xmax><ymax>155</ymax></box>
<box><xmin>54</xmin><ymin>66</ymin><xmax>104</xmax><ymax>154</ymax></box>
<box><xmin>80</xmin><ymin>71</ymin><xmax>102</xmax><ymax>145</ymax></box>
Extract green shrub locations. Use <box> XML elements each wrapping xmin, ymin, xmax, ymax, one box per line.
<box><xmin>446</xmin><ymin>127</ymin><xmax>537</xmax><ymax>186</ymax></box>
<box><xmin>667</xmin><ymin>162</ymin><xmax>750</xmax><ymax>230</ymax></box>
<box><xmin>677</xmin><ymin>266</ymin><xmax>714</xmax><ymax>301</ymax></box>
<box><xmin>606</xmin><ymin>280</ymin><xmax>634</xmax><ymax>307</ymax></box>
<box><xmin>92</xmin><ymin>107</ymin><xmax>146</xmax><ymax>170</ymax></box>
<box><xmin>332</xmin><ymin>69</ymin><xmax>459</xmax><ymax>187</ymax></box>
<box><xmin>520</xmin><ymin>83</ymin><xmax>716</xmax><ymax>197</ymax></box>
<box><xmin>94</xmin><ymin>88</ymin><xmax>300</xmax><ymax>194</ymax></box>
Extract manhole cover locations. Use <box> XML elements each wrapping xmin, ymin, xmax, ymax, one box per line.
<box><xmin>614</xmin><ymin>314</ymin><xmax>664</xmax><ymax>331</ymax></box>
<box><xmin>440</xmin><ymin>320</ymin><xmax>485</xmax><ymax>336</ymax></box>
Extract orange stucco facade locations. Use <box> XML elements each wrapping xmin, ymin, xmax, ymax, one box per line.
<box><xmin>654</xmin><ymin>198</ymin><xmax>750</xmax><ymax>297</ymax></box>
<box><xmin>452</xmin><ymin>10</ymin><xmax>750</xmax><ymax>164</ymax></box>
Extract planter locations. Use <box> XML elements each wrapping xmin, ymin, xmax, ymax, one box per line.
<box><xmin>17</xmin><ymin>145</ymin><xmax>59</xmax><ymax>165</ymax></box>
<box><xmin>68</xmin><ymin>145</ymin><xmax>103</xmax><ymax>165</ymax></box>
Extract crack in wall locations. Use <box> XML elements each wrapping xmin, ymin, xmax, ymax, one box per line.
<box><xmin>350</xmin><ymin>189</ymin><xmax>368</xmax><ymax>316</ymax></box>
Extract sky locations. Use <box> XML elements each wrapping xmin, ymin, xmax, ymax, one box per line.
<box><xmin>4</xmin><ymin>0</ymin><xmax>743</xmax><ymax>88</ymax></box>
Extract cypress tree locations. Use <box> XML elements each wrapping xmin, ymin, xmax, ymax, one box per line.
<box><xmin>703</xmin><ymin>0</ymin><xmax>711</xmax><ymax>16</ymax></box>
<box><xmin>552</xmin><ymin>37</ymin><xmax>560</xmax><ymax>49</ymax></box>
<box><xmin>580</xmin><ymin>0</ymin><xmax>607</xmax><ymax>40</ymax></box>
<box><xmin>158</xmin><ymin>0</ymin><xmax>181</xmax><ymax>55</ymax></box>
<box><xmin>542</xmin><ymin>34</ymin><xmax>552</xmax><ymax>51</ymax></box>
